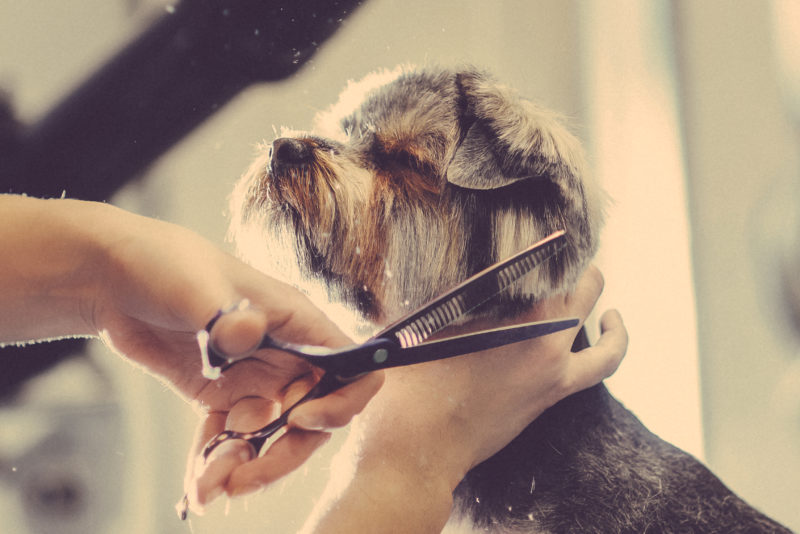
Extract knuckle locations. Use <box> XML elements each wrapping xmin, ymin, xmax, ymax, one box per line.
<box><xmin>586</xmin><ymin>264</ymin><xmax>605</xmax><ymax>294</ymax></box>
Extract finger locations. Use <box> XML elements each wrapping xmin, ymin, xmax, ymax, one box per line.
<box><xmin>191</xmin><ymin>439</ymin><xmax>255</xmax><ymax>511</ymax></box>
<box><xmin>226</xmin><ymin>396</ymin><xmax>281</xmax><ymax>432</ymax></box>
<box><xmin>184</xmin><ymin>412</ymin><xmax>227</xmax><ymax>489</ymax></box>
<box><xmin>281</xmin><ymin>371</ymin><xmax>320</xmax><ymax>409</ymax></box>
<box><xmin>564</xmin><ymin>265</ymin><xmax>605</xmax><ymax>325</ymax></box>
<box><xmin>183</xmin><ymin>412</ymin><xmax>227</xmax><ymax>515</ymax></box>
<box><xmin>209</xmin><ymin>305</ymin><xmax>268</xmax><ymax>358</ymax></box>
<box><xmin>521</xmin><ymin>266</ymin><xmax>604</xmax><ymax>328</ymax></box>
<box><xmin>288</xmin><ymin>371</ymin><xmax>385</xmax><ymax>430</ymax></box>
<box><xmin>192</xmin><ymin>354</ymin><xmax>310</xmax><ymax>412</ymax></box>
<box><xmin>225</xmin><ymin>429</ymin><xmax>332</xmax><ymax>496</ymax></box>
<box><xmin>190</xmin><ymin>398</ymin><xmax>278</xmax><ymax>509</ymax></box>
<box><xmin>562</xmin><ymin>309</ymin><xmax>628</xmax><ymax>395</ymax></box>
<box><xmin>188</xmin><ymin>260</ymin><xmax>351</xmax><ymax>351</ymax></box>
<box><xmin>240</xmin><ymin>275</ymin><xmax>353</xmax><ymax>349</ymax></box>
<box><xmin>596</xmin><ymin>309</ymin><xmax>629</xmax><ymax>376</ymax></box>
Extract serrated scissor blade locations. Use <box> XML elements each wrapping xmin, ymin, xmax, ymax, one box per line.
<box><xmin>377</xmin><ymin>230</ymin><xmax>567</xmax><ymax>348</ymax></box>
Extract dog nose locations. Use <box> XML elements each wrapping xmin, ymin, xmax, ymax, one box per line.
<box><xmin>271</xmin><ymin>138</ymin><xmax>312</xmax><ymax>167</ymax></box>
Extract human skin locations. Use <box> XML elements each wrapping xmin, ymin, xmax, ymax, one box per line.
<box><xmin>0</xmin><ymin>194</ymin><xmax>383</xmax><ymax>497</ymax></box>
<box><xmin>193</xmin><ymin>266</ymin><xmax>627</xmax><ymax>533</ymax></box>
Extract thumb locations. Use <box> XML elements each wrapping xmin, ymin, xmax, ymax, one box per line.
<box><xmin>563</xmin><ymin>309</ymin><xmax>628</xmax><ymax>394</ymax></box>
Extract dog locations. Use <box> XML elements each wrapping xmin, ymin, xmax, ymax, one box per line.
<box><xmin>228</xmin><ymin>65</ymin><xmax>792</xmax><ymax>533</ymax></box>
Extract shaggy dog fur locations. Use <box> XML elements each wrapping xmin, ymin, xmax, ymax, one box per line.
<box><xmin>228</xmin><ymin>66</ymin><xmax>792</xmax><ymax>533</ymax></box>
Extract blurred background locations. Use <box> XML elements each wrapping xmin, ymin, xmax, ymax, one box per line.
<box><xmin>0</xmin><ymin>0</ymin><xmax>798</xmax><ymax>532</ymax></box>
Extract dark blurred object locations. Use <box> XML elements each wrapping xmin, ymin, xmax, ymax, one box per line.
<box><xmin>6</xmin><ymin>0</ymin><xmax>364</xmax><ymax>200</ymax></box>
<box><xmin>773</xmin><ymin>1</ymin><xmax>800</xmax><ymax>343</ymax></box>
<box><xmin>0</xmin><ymin>341</ymin><xmax>86</xmax><ymax>404</ymax></box>
<box><xmin>0</xmin><ymin>90</ymin><xmax>23</xmax><ymax>190</ymax></box>
<box><xmin>0</xmin><ymin>0</ymin><xmax>364</xmax><ymax>400</ymax></box>
<box><xmin>781</xmin><ymin>247</ymin><xmax>800</xmax><ymax>337</ymax></box>
<box><xmin>0</xmin><ymin>383</ymin><xmax>122</xmax><ymax>533</ymax></box>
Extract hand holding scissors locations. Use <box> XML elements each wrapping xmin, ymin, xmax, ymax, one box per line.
<box><xmin>179</xmin><ymin>230</ymin><xmax>583</xmax><ymax>518</ymax></box>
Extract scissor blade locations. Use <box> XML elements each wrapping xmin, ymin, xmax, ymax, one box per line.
<box><xmin>374</xmin><ymin>318</ymin><xmax>580</xmax><ymax>369</ymax></box>
<box><xmin>377</xmin><ymin>230</ymin><xmax>568</xmax><ymax>348</ymax></box>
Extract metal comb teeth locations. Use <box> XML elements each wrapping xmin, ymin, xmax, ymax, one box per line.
<box><xmin>496</xmin><ymin>238</ymin><xmax>558</xmax><ymax>289</ymax></box>
<box><xmin>393</xmin><ymin>231</ymin><xmax>566</xmax><ymax>349</ymax></box>
<box><xmin>396</xmin><ymin>294</ymin><xmax>467</xmax><ymax>348</ymax></box>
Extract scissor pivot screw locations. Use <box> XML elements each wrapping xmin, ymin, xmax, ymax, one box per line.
<box><xmin>372</xmin><ymin>348</ymin><xmax>389</xmax><ymax>364</ymax></box>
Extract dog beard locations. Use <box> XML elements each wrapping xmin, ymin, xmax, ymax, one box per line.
<box><xmin>229</xmin><ymin>65</ymin><xmax>605</xmax><ymax>328</ymax></box>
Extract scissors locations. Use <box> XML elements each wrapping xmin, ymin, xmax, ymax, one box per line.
<box><xmin>178</xmin><ymin>229</ymin><xmax>577</xmax><ymax>519</ymax></box>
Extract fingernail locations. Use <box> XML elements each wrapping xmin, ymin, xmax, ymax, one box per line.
<box><xmin>240</xmin><ymin>446</ymin><xmax>255</xmax><ymax>462</ymax></box>
<box><xmin>231</xmin><ymin>483</ymin><xmax>262</xmax><ymax>497</ymax></box>
<box><xmin>290</xmin><ymin>413</ymin><xmax>326</xmax><ymax>431</ymax></box>
<box><xmin>175</xmin><ymin>495</ymin><xmax>190</xmax><ymax>520</ymax></box>
<box><xmin>185</xmin><ymin>485</ymin><xmax>206</xmax><ymax>516</ymax></box>
<box><xmin>221</xmin><ymin>298</ymin><xmax>252</xmax><ymax>314</ymax></box>
<box><xmin>204</xmin><ymin>485</ymin><xmax>223</xmax><ymax>505</ymax></box>
<box><xmin>206</xmin><ymin>439</ymin><xmax>252</xmax><ymax>464</ymax></box>
<box><xmin>213</xmin><ymin>306</ymin><xmax>267</xmax><ymax>357</ymax></box>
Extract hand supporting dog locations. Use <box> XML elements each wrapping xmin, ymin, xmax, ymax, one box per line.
<box><xmin>301</xmin><ymin>267</ymin><xmax>627</xmax><ymax>534</ymax></box>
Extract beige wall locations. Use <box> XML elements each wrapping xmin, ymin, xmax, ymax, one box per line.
<box><xmin>675</xmin><ymin>0</ymin><xmax>800</xmax><ymax>527</ymax></box>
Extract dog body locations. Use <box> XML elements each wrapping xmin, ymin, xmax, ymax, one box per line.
<box><xmin>230</xmin><ymin>66</ymin><xmax>791</xmax><ymax>533</ymax></box>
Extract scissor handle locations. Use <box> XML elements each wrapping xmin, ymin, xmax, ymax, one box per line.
<box><xmin>200</xmin><ymin>370</ymin><xmax>353</xmax><ymax>460</ymax></box>
<box><xmin>201</xmin><ymin>413</ymin><xmax>288</xmax><ymax>460</ymax></box>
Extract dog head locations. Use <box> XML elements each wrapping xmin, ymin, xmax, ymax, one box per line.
<box><xmin>230</xmin><ymin>66</ymin><xmax>604</xmax><ymax>325</ymax></box>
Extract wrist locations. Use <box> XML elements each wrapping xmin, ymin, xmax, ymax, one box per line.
<box><xmin>0</xmin><ymin>195</ymin><xmax>116</xmax><ymax>340</ymax></box>
<box><xmin>308</xmin><ymin>426</ymin><xmax>456</xmax><ymax>533</ymax></box>
<box><xmin>346</xmin><ymin>458</ymin><xmax>455</xmax><ymax>531</ymax></box>
<box><xmin>347</xmin><ymin>373</ymin><xmax>476</xmax><ymax>494</ymax></box>
<box><xmin>49</xmin><ymin>199</ymin><xmax>123</xmax><ymax>334</ymax></box>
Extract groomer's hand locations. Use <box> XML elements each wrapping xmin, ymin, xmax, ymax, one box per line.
<box><xmin>88</xmin><ymin>202</ymin><xmax>383</xmax><ymax>513</ymax></box>
<box><xmin>0</xmin><ymin>195</ymin><xmax>382</xmax><ymax>513</ymax></box>
<box><xmin>383</xmin><ymin>265</ymin><xmax>626</xmax><ymax>473</ymax></box>
<box><xmin>303</xmin><ymin>266</ymin><xmax>627</xmax><ymax>534</ymax></box>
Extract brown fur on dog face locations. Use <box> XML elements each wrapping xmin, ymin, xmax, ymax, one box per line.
<box><xmin>230</xmin><ymin>66</ymin><xmax>605</xmax><ymax>323</ymax></box>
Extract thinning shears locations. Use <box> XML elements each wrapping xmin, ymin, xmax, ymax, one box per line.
<box><xmin>178</xmin><ymin>230</ymin><xmax>576</xmax><ymax>519</ymax></box>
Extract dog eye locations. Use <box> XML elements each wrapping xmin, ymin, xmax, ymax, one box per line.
<box><xmin>308</xmin><ymin>136</ymin><xmax>342</xmax><ymax>155</ymax></box>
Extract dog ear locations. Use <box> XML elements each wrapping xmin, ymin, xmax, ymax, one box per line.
<box><xmin>445</xmin><ymin>71</ymin><xmax>586</xmax><ymax>194</ymax></box>
<box><xmin>445</xmin><ymin>70</ymin><xmax>605</xmax><ymax>295</ymax></box>
<box><xmin>445</xmin><ymin>121</ymin><xmax>531</xmax><ymax>190</ymax></box>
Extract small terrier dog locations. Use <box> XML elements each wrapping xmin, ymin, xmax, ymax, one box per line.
<box><xmin>228</xmin><ymin>66</ymin><xmax>791</xmax><ymax>533</ymax></box>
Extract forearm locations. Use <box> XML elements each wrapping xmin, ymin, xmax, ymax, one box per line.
<box><xmin>302</xmin><ymin>376</ymin><xmax>468</xmax><ymax>534</ymax></box>
<box><xmin>304</xmin><ymin>448</ymin><xmax>455</xmax><ymax>534</ymax></box>
<box><xmin>0</xmin><ymin>195</ymin><xmax>111</xmax><ymax>342</ymax></box>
